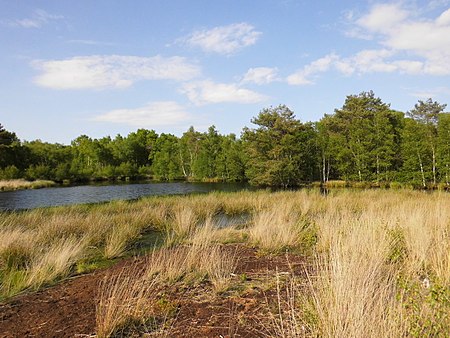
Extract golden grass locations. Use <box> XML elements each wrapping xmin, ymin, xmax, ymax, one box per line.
<box><xmin>0</xmin><ymin>179</ymin><xmax>56</xmax><ymax>191</ymax></box>
<box><xmin>0</xmin><ymin>199</ymin><xmax>171</xmax><ymax>298</ymax></box>
<box><xmin>303</xmin><ymin>190</ymin><xmax>450</xmax><ymax>337</ymax></box>
<box><xmin>1</xmin><ymin>188</ymin><xmax>449</xmax><ymax>336</ymax></box>
<box><xmin>96</xmin><ymin>266</ymin><xmax>157</xmax><ymax>338</ymax></box>
<box><xmin>26</xmin><ymin>236</ymin><xmax>88</xmax><ymax>288</ymax></box>
<box><xmin>311</xmin><ymin>217</ymin><xmax>404</xmax><ymax>337</ymax></box>
<box><xmin>145</xmin><ymin>242</ymin><xmax>238</xmax><ymax>292</ymax></box>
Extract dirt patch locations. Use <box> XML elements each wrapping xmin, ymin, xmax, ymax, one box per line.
<box><xmin>0</xmin><ymin>245</ymin><xmax>308</xmax><ymax>338</ymax></box>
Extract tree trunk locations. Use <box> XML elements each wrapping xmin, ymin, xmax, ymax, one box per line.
<box><xmin>322</xmin><ymin>154</ymin><xmax>326</xmax><ymax>183</ymax></box>
<box><xmin>327</xmin><ymin>159</ymin><xmax>331</xmax><ymax>182</ymax></box>
<box><xmin>418</xmin><ymin>153</ymin><xmax>426</xmax><ymax>188</ymax></box>
<box><xmin>432</xmin><ymin>146</ymin><xmax>436</xmax><ymax>185</ymax></box>
<box><xmin>179</xmin><ymin>150</ymin><xmax>187</xmax><ymax>177</ymax></box>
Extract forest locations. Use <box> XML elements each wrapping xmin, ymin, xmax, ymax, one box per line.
<box><xmin>1</xmin><ymin>91</ymin><xmax>449</xmax><ymax>188</ymax></box>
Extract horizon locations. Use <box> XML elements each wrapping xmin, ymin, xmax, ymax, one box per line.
<box><xmin>2</xmin><ymin>0</ymin><xmax>450</xmax><ymax>145</ymax></box>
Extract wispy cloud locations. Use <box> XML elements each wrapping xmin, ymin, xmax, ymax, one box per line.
<box><xmin>181</xmin><ymin>80</ymin><xmax>268</xmax><ymax>105</ymax></box>
<box><xmin>409</xmin><ymin>86</ymin><xmax>450</xmax><ymax>100</ymax></box>
<box><xmin>33</xmin><ymin>55</ymin><xmax>201</xmax><ymax>90</ymax></box>
<box><xmin>2</xmin><ymin>9</ymin><xmax>63</xmax><ymax>28</ymax></box>
<box><xmin>241</xmin><ymin>67</ymin><xmax>279</xmax><ymax>85</ymax></box>
<box><xmin>180</xmin><ymin>23</ymin><xmax>261</xmax><ymax>55</ymax></box>
<box><xmin>289</xmin><ymin>4</ymin><xmax>450</xmax><ymax>85</ymax></box>
<box><xmin>287</xmin><ymin>50</ymin><xmax>428</xmax><ymax>85</ymax></box>
<box><xmin>92</xmin><ymin>101</ymin><xmax>190</xmax><ymax>127</ymax></box>
<box><xmin>428</xmin><ymin>0</ymin><xmax>450</xmax><ymax>10</ymax></box>
<box><xmin>287</xmin><ymin>54</ymin><xmax>338</xmax><ymax>85</ymax></box>
<box><xmin>349</xmin><ymin>3</ymin><xmax>450</xmax><ymax>76</ymax></box>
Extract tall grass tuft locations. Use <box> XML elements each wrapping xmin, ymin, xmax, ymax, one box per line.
<box><xmin>26</xmin><ymin>236</ymin><xmax>88</xmax><ymax>289</ymax></box>
<box><xmin>249</xmin><ymin>203</ymin><xmax>301</xmax><ymax>252</ymax></box>
<box><xmin>96</xmin><ymin>267</ymin><xmax>157</xmax><ymax>338</ymax></box>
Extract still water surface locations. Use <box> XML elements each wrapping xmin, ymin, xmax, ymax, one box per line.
<box><xmin>0</xmin><ymin>182</ymin><xmax>254</xmax><ymax>211</ymax></box>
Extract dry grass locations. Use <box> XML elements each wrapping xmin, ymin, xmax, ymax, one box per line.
<box><xmin>310</xmin><ymin>217</ymin><xmax>404</xmax><ymax>337</ymax></box>
<box><xmin>96</xmin><ymin>266</ymin><xmax>158</xmax><ymax>338</ymax></box>
<box><xmin>1</xmin><ymin>188</ymin><xmax>449</xmax><ymax>336</ymax></box>
<box><xmin>0</xmin><ymin>179</ymin><xmax>55</xmax><ymax>191</ymax></box>
<box><xmin>301</xmin><ymin>190</ymin><xmax>450</xmax><ymax>337</ymax></box>
<box><xmin>145</xmin><ymin>241</ymin><xmax>238</xmax><ymax>292</ymax></box>
<box><xmin>264</xmin><ymin>272</ymin><xmax>307</xmax><ymax>338</ymax></box>
<box><xmin>0</xmin><ymin>199</ymin><xmax>171</xmax><ymax>298</ymax></box>
<box><xmin>26</xmin><ymin>236</ymin><xmax>88</xmax><ymax>288</ymax></box>
<box><xmin>249</xmin><ymin>202</ymin><xmax>302</xmax><ymax>252</ymax></box>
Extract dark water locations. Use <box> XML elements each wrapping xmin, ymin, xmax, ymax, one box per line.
<box><xmin>0</xmin><ymin>182</ymin><xmax>254</xmax><ymax>211</ymax></box>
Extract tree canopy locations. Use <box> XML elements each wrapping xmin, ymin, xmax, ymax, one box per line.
<box><xmin>1</xmin><ymin>92</ymin><xmax>449</xmax><ymax>188</ymax></box>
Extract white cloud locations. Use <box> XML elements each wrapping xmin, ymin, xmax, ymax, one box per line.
<box><xmin>181</xmin><ymin>80</ymin><xmax>268</xmax><ymax>105</ymax></box>
<box><xmin>356</xmin><ymin>3</ymin><xmax>409</xmax><ymax>34</ymax></box>
<box><xmin>351</xmin><ymin>3</ymin><xmax>450</xmax><ymax>76</ymax></box>
<box><xmin>287</xmin><ymin>54</ymin><xmax>338</xmax><ymax>85</ymax></box>
<box><xmin>286</xmin><ymin>49</ymin><xmax>428</xmax><ymax>85</ymax></box>
<box><xmin>241</xmin><ymin>67</ymin><xmax>279</xmax><ymax>85</ymax></box>
<box><xmin>3</xmin><ymin>9</ymin><xmax>63</xmax><ymax>28</ymax></box>
<box><xmin>92</xmin><ymin>101</ymin><xmax>190</xmax><ymax>127</ymax></box>
<box><xmin>181</xmin><ymin>23</ymin><xmax>261</xmax><ymax>55</ymax></box>
<box><xmin>291</xmin><ymin>3</ymin><xmax>450</xmax><ymax>85</ymax></box>
<box><xmin>33</xmin><ymin>55</ymin><xmax>201</xmax><ymax>90</ymax></box>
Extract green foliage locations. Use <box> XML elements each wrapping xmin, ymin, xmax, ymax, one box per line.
<box><xmin>0</xmin><ymin>165</ymin><xmax>21</xmax><ymax>179</ymax></box>
<box><xmin>1</xmin><ymin>94</ymin><xmax>449</xmax><ymax>186</ymax></box>
<box><xmin>401</xmin><ymin>119</ymin><xmax>432</xmax><ymax>186</ymax></box>
<box><xmin>438</xmin><ymin>113</ymin><xmax>450</xmax><ymax>184</ymax></box>
<box><xmin>324</xmin><ymin>91</ymin><xmax>402</xmax><ymax>182</ymax></box>
<box><xmin>26</xmin><ymin>164</ymin><xmax>53</xmax><ymax>180</ymax></box>
<box><xmin>387</xmin><ymin>226</ymin><xmax>408</xmax><ymax>264</ymax></box>
<box><xmin>151</xmin><ymin>134</ymin><xmax>183</xmax><ymax>180</ymax></box>
<box><xmin>242</xmin><ymin>105</ymin><xmax>317</xmax><ymax>187</ymax></box>
<box><xmin>397</xmin><ymin>275</ymin><xmax>450</xmax><ymax>337</ymax></box>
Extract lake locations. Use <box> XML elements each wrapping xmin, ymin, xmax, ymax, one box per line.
<box><xmin>0</xmin><ymin>182</ymin><xmax>254</xmax><ymax>211</ymax></box>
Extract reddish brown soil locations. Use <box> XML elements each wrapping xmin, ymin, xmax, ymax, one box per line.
<box><xmin>0</xmin><ymin>245</ymin><xmax>308</xmax><ymax>338</ymax></box>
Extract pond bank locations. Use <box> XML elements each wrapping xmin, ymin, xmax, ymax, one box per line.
<box><xmin>0</xmin><ymin>179</ymin><xmax>56</xmax><ymax>192</ymax></box>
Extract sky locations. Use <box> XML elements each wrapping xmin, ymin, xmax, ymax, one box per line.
<box><xmin>1</xmin><ymin>0</ymin><xmax>450</xmax><ymax>145</ymax></box>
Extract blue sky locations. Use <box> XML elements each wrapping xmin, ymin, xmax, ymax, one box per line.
<box><xmin>1</xmin><ymin>0</ymin><xmax>450</xmax><ymax>144</ymax></box>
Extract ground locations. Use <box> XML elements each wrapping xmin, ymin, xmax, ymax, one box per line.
<box><xmin>0</xmin><ymin>245</ymin><xmax>308</xmax><ymax>338</ymax></box>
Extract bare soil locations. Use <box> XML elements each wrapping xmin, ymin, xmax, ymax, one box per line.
<box><xmin>0</xmin><ymin>245</ymin><xmax>308</xmax><ymax>338</ymax></box>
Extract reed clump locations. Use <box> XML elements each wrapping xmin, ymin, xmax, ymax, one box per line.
<box><xmin>96</xmin><ymin>267</ymin><xmax>158</xmax><ymax>338</ymax></box>
<box><xmin>0</xmin><ymin>179</ymin><xmax>56</xmax><ymax>191</ymax></box>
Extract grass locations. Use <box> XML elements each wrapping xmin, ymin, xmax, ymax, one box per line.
<box><xmin>248</xmin><ymin>203</ymin><xmax>302</xmax><ymax>253</ymax></box>
<box><xmin>1</xmin><ymin>189</ymin><xmax>449</xmax><ymax>337</ymax></box>
<box><xmin>0</xmin><ymin>179</ymin><xmax>56</xmax><ymax>191</ymax></box>
<box><xmin>96</xmin><ymin>266</ymin><xmax>158</xmax><ymax>338</ymax></box>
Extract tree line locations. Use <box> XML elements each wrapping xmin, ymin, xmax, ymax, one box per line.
<box><xmin>1</xmin><ymin>91</ymin><xmax>449</xmax><ymax>188</ymax></box>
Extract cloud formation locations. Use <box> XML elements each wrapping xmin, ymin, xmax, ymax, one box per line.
<box><xmin>33</xmin><ymin>55</ymin><xmax>201</xmax><ymax>90</ymax></box>
<box><xmin>352</xmin><ymin>3</ymin><xmax>450</xmax><ymax>75</ymax></box>
<box><xmin>92</xmin><ymin>101</ymin><xmax>190</xmax><ymax>127</ymax></box>
<box><xmin>3</xmin><ymin>9</ymin><xmax>63</xmax><ymax>28</ymax></box>
<box><xmin>287</xmin><ymin>54</ymin><xmax>338</xmax><ymax>85</ymax></box>
<box><xmin>242</xmin><ymin>67</ymin><xmax>279</xmax><ymax>85</ymax></box>
<box><xmin>181</xmin><ymin>23</ymin><xmax>261</xmax><ymax>55</ymax></box>
<box><xmin>288</xmin><ymin>3</ymin><xmax>450</xmax><ymax>85</ymax></box>
<box><xmin>181</xmin><ymin>80</ymin><xmax>267</xmax><ymax>105</ymax></box>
